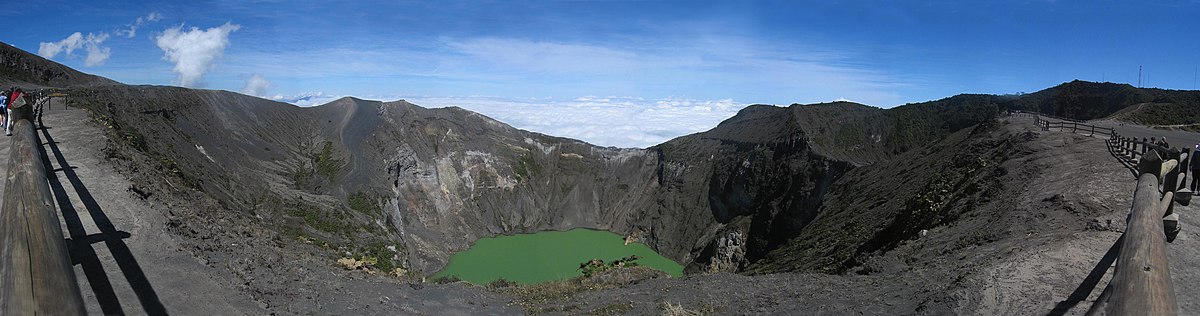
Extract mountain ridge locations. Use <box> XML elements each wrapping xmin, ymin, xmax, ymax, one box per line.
<box><xmin>0</xmin><ymin>42</ymin><xmax>121</xmax><ymax>88</ymax></box>
<box><xmin>13</xmin><ymin>43</ymin><xmax>1129</xmax><ymax>274</ymax></box>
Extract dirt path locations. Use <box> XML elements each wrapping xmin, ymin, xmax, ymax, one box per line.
<box><xmin>34</xmin><ymin>99</ymin><xmax>266</xmax><ymax>314</ymax></box>
<box><xmin>991</xmin><ymin>116</ymin><xmax>1199</xmax><ymax>314</ymax></box>
<box><xmin>1167</xmin><ymin>196</ymin><xmax>1200</xmax><ymax>313</ymax></box>
<box><xmin>969</xmin><ymin>117</ymin><xmax>1130</xmax><ymax>315</ymax></box>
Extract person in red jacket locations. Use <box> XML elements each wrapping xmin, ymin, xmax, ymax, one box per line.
<box><xmin>5</xmin><ymin>88</ymin><xmax>22</xmax><ymax>136</ymax></box>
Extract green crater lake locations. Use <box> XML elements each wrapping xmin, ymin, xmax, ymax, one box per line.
<box><xmin>434</xmin><ymin>228</ymin><xmax>684</xmax><ymax>285</ymax></box>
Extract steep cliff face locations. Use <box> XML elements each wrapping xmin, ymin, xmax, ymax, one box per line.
<box><xmin>645</xmin><ymin>104</ymin><xmax>874</xmax><ymax>272</ymax></box>
<box><xmin>362</xmin><ymin>102</ymin><xmax>660</xmax><ymax>270</ymax></box>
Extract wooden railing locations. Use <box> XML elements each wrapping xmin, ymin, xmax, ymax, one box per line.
<box><xmin>0</xmin><ymin>91</ymin><xmax>87</xmax><ymax>314</ymax></box>
<box><xmin>1011</xmin><ymin>110</ymin><xmax>1086</xmax><ymax>123</ymax></box>
<box><xmin>1094</xmin><ymin>126</ymin><xmax>1191</xmax><ymax>315</ymax></box>
<box><xmin>1031</xmin><ymin>113</ymin><xmax>1116</xmax><ymax>138</ymax></box>
<box><xmin>1021</xmin><ymin>110</ymin><xmax>1191</xmax><ymax>315</ymax></box>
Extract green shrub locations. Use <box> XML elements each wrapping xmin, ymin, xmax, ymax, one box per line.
<box><xmin>487</xmin><ymin>277</ymin><xmax>518</xmax><ymax>289</ymax></box>
<box><xmin>431</xmin><ymin>275</ymin><xmax>462</xmax><ymax>284</ymax></box>
<box><xmin>578</xmin><ymin>255</ymin><xmax>641</xmax><ymax>278</ymax></box>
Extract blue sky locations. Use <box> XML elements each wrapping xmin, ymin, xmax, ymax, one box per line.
<box><xmin>4</xmin><ymin>1</ymin><xmax>1200</xmax><ymax>147</ymax></box>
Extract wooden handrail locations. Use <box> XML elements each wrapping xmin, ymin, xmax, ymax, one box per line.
<box><xmin>1031</xmin><ymin>114</ymin><xmax>1115</xmax><ymax>137</ymax></box>
<box><xmin>1107</xmin><ymin>152</ymin><xmax>1178</xmax><ymax>315</ymax></box>
<box><xmin>0</xmin><ymin>94</ymin><xmax>87</xmax><ymax>314</ymax></box>
<box><xmin>1079</xmin><ymin>122</ymin><xmax>1192</xmax><ymax>314</ymax></box>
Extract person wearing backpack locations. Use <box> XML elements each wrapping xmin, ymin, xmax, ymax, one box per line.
<box><xmin>5</xmin><ymin>88</ymin><xmax>24</xmax><ymax>136</ymax></box>
<box><xmin>1192</xmin><ymin>142</ymin><xmax>1200</xmax><ymax>194</ymax></box>
<box><xmin>0</xmin><ymin>89</ymin><xmax>8</xmax><ymax>131</ymax></box>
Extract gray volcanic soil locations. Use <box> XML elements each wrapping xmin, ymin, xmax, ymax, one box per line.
<box><xmin>25</xmin><ymin>101</ymin><xmax>1197</xmax><ymax>314</ymax></box>
<box><xmin>25</xmin><ymin>98</ymin><xmax>519</xmax><ymax>315</ymax></box>
<box><xmin>520</xmin><ymin>115</ymin><xmax>1200</xmax><ymax>315</ymax></box>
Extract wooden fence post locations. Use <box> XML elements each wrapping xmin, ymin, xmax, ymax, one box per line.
<box><xmin>1117</xmin><ymin>135</ymin><xmax>1124</xmax><ymax>154</ymax></box>
<box><xmin>1161</xmin><ymin>159</ymin><xmax>1179</xmax><ymax>193</ymax></box>
<box><xmin>1131</xmin><ymin>138</ymin><xmax>1139</xmax><ymax>160</ymax></box>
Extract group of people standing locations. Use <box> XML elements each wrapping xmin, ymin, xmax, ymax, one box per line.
<box><xmin>1157</xmin><ymin>137</ymin><xmax>1200</xmax><ymax>195</ymax></box>
<box><xmin>0</xmin><ymin>87</ymin><xmax>24</xmax><ymax>136</ymax></box>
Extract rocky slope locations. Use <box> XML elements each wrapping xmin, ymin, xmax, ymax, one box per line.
<box><xmin>0</xmin><ymin>42</ymin><xmax>120</xmax><ymax>88</ymax></box>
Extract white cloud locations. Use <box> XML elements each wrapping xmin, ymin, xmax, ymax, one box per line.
<box><xmin>37</xmin><ymin>12</ymin><xmax>164</xmax><ymax>67</ymax></box>
<box><xmin>83</xmin><ymin>35</ymin><xmax>111</xmax><ymax>66</ymax></box>
<box><xmin>38</xmin><ymin>32</ymin><xmax>84</xmax><ymax>58</ymax></box>
<box><xmin>117</xmin><ymin>12</ymin><xmax>163</xmax><ymax>38</ymax></box>
<box><xmin>155</xmin><ymin>22</ymin><xmax>241</xmax><ymax>87</ymax></box>
<box><xmin>406</xmin><ymin>96</ymin><xmax>746</xmax><ymax>148</ymax></box>
<box><xmin>240</xmin><ymin>73</ymin><xmax>270</xmax><ymax>96</ymax></box>
<box><xmin>38</xmin><ymin>32</ymin><xmax>111</xmax><ymax>66</ymax></box>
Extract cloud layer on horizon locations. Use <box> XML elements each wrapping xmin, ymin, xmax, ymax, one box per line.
<box><xmin>281</xmin><ymin>93</ymin><xmax>744</xmax><ymax>148</ymax></box>
<box><xmin>416</xmin><ymin>96</ymin><xmax>745</xmax><ymax>148</ymax></box>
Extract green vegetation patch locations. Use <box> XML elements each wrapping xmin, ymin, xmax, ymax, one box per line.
<box><xmin>285</xmin><ymin>201</ymin><xmax>352</xmax><ymax>234</ymax></box>
<box><xmin>514</xmin><ymin>152</ymin><xmax>542</xmax><ymax>180</ymax></box>
<box><xmin>290</xmin><ymin>140</ymin><xmax>346</xmax><ymax>190</ymax></box>
<box><xmin>315</xmin><ymin>141</ymin><xmax>343</xmax><ymax>181</ymax></box>
<box><xmin>347</xmin><ymin>191</ymin><xmax>382</xmax><ymax>216</ymax></box>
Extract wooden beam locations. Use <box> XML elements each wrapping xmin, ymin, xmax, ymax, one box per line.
<box><xmin>1160</xmin><ymin>159</ymin><xmax>1179</xmax><ymax>189</ymax></box>
<box><xmin>1109</xmin><ymin>158</ymin><xmax>1178</xmax><ymax>315</ymax></box>
<box><xmin>0</xmin><ymin>117</ymin><xmax>86</xmax><ymax>314</ymax></box>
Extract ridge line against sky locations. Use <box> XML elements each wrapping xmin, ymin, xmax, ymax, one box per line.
<box><xmin>5</xmin><ymin>0</ymin><xmax>1200</xmax><ymax>147</ymax></box>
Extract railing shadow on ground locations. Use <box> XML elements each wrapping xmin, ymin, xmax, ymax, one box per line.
<box><xmin>34</xmin><ymin>102</ymin><xmax>167</xmax><ymax>315</ymax></box>
<box><xmin>1047</xmin><ymin>236</ymin><xmax>1122</xmax><ymax>316</ymax></box>
<box><xmin>1105</xmin><ymin>138</ymin><xmax>1140</xmax><ymax>178</ymax></box>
